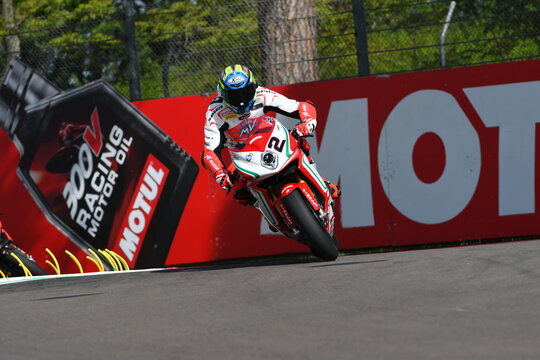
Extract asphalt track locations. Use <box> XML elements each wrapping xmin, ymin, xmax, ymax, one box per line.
<box><xmin>1</xmin><ymin>240</ymin><xmax>540</xmax><ymax>359</ymax></box>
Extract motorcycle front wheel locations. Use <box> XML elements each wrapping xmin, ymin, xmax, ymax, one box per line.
<box><xmin>282</xmin><ymin>189</ymin><xmax>338</xmax><ymax>261</ymax></box>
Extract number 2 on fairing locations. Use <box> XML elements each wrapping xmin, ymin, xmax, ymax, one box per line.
<box><xmin>268</xmin><ymin>137</ymin><xmax>285</xmax><ymax>152</ymax></box>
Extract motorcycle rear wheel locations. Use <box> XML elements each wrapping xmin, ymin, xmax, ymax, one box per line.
<box><xmin>282</xmin><ymin>189</ymin><xmax>338</xmax><ymax>261</ymax></box>
<box><xmin>0</xmin><ymin>246</ymin><xmax>48</xmax><ymax>277</ymax></box>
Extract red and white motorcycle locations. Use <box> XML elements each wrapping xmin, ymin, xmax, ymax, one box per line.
<box><xmin>229</xmin><ymin>115</ymin><xmax>338</xmax><ymax>261</ymax></box>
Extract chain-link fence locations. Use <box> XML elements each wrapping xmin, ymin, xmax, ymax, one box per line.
<box><xmin>1</xmin><ymin>0</ymin><xmax>538</xmax><ymax>100</ymax></box>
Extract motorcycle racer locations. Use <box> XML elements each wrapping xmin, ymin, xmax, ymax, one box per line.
<box><xmin>202</xmin><ymin>64</ymin><xmax>340</xmax><ymax>204</ymax></box>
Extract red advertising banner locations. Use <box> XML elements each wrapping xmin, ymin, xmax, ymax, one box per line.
<box><xmin>131</xmin><ymin>59</ymin><xmax>540</xmax><ymax>265</ymax></box>
<box><xmin>111</xmin><ymin>154</ymin><xmax>170</xmax><ymax>268</ymax></box>
<box><xmin>1</xmin><ymin>59</ymin><xmax>540</xmax><ymax>271</ymax></box>
<box><xmin>0</xmin><ymin>60</ymin><xmax>197</xmax><ymax>272</ymax></box>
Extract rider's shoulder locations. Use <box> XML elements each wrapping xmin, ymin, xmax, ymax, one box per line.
<box><xmin>210</xmin><ymin>95</ymin><xmax>224</xmax><ymax>105</ymax></box>
<box><xmin>206</xmin><ymin>101</ymin><xmax>226</xmax><ymax>122</ymax></box>
<box><xmin>255</xmin><ymin>86</ymin><xmax>278</xmax><ymax>95</ymax></box>
<box><xmin>207</xmin><ymin>97</ymin><xmax>225</xmax><ymax>113</ymax></box>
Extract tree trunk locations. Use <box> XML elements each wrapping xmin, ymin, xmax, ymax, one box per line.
<box><xmin>2</xmin><ymin>0</ymin><xmax>21</xmax><ymax>61</ymax></box>
<box><xmin>257</xmin><ymin>0</ymin><xmax>319</xmax><ymax>86</ymax></box>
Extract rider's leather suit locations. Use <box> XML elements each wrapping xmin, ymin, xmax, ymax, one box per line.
<box><xmin>202</xmin><ymin>86</ymin><xmax>316</xmax><ymax>177</ymax></box>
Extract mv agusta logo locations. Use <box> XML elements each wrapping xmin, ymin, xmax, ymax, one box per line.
<box><xmin>62</xmin><ymin>108</ymin><xmax>133</xmax><ymax>238</ymax></box>
<box><xmin>239</xmin><ymin>119</ymin><xmax>257</xmax><ymax>135</ymax></box>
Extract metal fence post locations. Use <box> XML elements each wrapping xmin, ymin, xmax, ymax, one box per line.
<box><xmin>440</xmin><ymin>1</ymin><xmax>457</xmax><ymax>68</ymax></box>
<box><xmin>351</xmin><ymin>0</ymin><xmax>370</xmax><ymax>76</ymax></box>
<box><xmin>122</xmin><ymin>0</ymin><xmax>142</xmax><ymax>100</ymax></box>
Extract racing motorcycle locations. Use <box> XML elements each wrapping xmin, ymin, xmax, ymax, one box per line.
<box><xmin>229</xmin><ymin>115</ymin><xmax>338</xmax><ymax>261</ymax></box>
<box><xmin>0</xmin><ymin>220</ymin><xmax>48</xmax><ymax>277</ymax></box>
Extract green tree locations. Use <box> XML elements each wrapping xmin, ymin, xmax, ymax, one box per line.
<box><xmin>2</xmin><ymin>0</ymin><xmax>537</xmax><ymax>99</ymax></box>
<box><xmin>454</xmin><ymin>0</ymin><xmax>540</xmax><ymax>62</ymax></box>
<box><xmin>1</xmin><ymin>0</ymin><xmax>21</xmax><ymax>61</ymax></box>
<box><xmin>135</xmin><ymin>1</ymin><xmax>208</xmax><ymax>97</ymax></box>
<box><xmin>1</xmin><ymin>0</ymin><xmax>121</xmax><ymax>89</ymax></box>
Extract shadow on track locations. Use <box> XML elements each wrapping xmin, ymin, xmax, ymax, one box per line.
<box><xmin>157</xmin><ymin>255</ymin><xmax>389</xmax><ymax>273</ymax></box>
<box><xmin>32</xmin><ymin>292</ymin><xmax>104</xmax><ymax>301</ymax></box>
<box><xmin>310</xmin><ymin>259</ymin><xmax>388</xmax><ymax>268</ymax></box>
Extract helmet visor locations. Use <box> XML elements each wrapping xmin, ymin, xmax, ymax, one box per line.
<box><xmin>223</xmin><ymin>83</ymin><xmax>256</xmax><ymax>111</ymax></box>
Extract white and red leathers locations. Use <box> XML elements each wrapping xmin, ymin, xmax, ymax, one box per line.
<box><xmin>202</xmin><ymin>86</ymin><xmax>317</xmax><ymax>191</ymax></box>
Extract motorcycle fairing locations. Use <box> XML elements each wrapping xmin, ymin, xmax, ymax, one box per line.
<box><xmin>229</xmin><ymin>119</ymin><xmax>296</xmax><ymax>180</ymax></box>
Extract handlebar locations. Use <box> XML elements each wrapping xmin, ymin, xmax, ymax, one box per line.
<box><xmin>290</xmin><ymin>128</ymin><xmax>314</xmax><ymax>139</ymax></box>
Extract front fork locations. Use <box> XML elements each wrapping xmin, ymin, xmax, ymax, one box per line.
<box><xmin>249</xmin><ymin>153</ymin><xmax>335</xmax><ymax>235</ymax></box>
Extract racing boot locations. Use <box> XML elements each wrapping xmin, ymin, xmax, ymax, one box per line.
<box><xmin>266</xmin><ymin>220</ymin><xmax>279</xmax><ymax>233</ymax></box>
<box><xmin>233</xmin><ymin>187</ymin><xmax>256</xmax><ymax>206</ymax></box>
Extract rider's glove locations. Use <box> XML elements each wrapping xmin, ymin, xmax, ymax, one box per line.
<box><xmin>294</xmin><ymin>118</ymin><xmax>317</xmax><ymax>137</ymax></box>
<box><xmin>215</xmin><ymin>169</ymin><xmax>233</xmax><ymax>193</ymax></box>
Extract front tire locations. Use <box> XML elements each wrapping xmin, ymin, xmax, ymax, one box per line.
<box><xmin>282</xmin><ymin>189</ymin><xmax>338</xmax><ymax>261</ymax></box>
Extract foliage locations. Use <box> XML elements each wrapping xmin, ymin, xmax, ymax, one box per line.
<box><xmin>0</xmin><ymin>0</ymin><xmax>122</xmax><ymax>89</ymax></box>
<box><xmin>1</xmin><ymin>0</ymin><xmax>538</xmax><ymax>99</ymax></box>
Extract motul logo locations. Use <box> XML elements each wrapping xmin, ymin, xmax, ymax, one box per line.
<box><xmin>115</xmin><ymin>154</ymin><xmax>169</xmax><ymax>264</ymax></box>
<box><xmin>310</xmin><ymin>81</ymin><xmax>540</xmax><ymax>226</ymax></box>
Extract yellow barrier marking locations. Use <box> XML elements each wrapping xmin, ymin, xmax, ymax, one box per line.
<box><xmin>10</xmin><ymin>252</ymin><xmax>32</xmax><ymax>276</ymax></box>
<box><xmin>98</xmin><ymin>249</ymin><xmax>118</xmax><ymax>271</ymax></box>
<box><xmin>120</xmin><ymin>257</ymin><xmax>130</xmax><ymax>271</ymax></box>
<box><xmin>105</xmin><ymin>249</ymin><xmax>129</xmax><ymax>271</ymax></box>
<box><xmin>112</xmin><ymin>250</ymin><xmax>130</xmax><ymax>271</ymax></box>
<box><xmin>45</xmin><ymin>248</ymin><xmax>61</xmax><ymax>275</ymax></box>
<box><xmin>86</xmin><ymin>256</ymin><xmax>103</xmax><ymax>272</ymax></box>
<box><xmin>65</xmin><ymin>250</ymin><xmax>84</xmax><ymax>273</ymax></box>
<box><xmin>103</xmin><ymin>250</ymin><xmax>119</xmax><ymax>270</ymax></box>
<box><xmin>2</xmin><ymin>247</ymin><xmax>132</xmax><ymax>278</ymax></box>
<box><xmin>104</xmin><ymin>249</ymin><xmax>122</xmax><ymax>270</ymax></box>
<box><xmin>45</xmin><ymin>260</ymin><xmax>60</xmax><ymax>275</ymax></box>
<box><xmin>87</xmin><ymin>248</ymin><xmax>104</xmax><ymax>272</ymax></box>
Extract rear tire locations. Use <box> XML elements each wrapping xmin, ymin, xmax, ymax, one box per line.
<box><xmin>282</xmin><ymin>189</ymin><xmax>338</xmax><ymax>261</ymax></box>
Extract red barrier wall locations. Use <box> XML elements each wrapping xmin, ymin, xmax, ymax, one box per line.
<box><xmin>1</xmin><ymin>59</ymin><xmax>540</xmax><ymax>270</ymax></box>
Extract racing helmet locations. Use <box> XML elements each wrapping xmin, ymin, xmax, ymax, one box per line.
<box><xmin>219</xmin><ymin>64</ymin><xmax>257</xmax><ymax>114</ymax></box>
